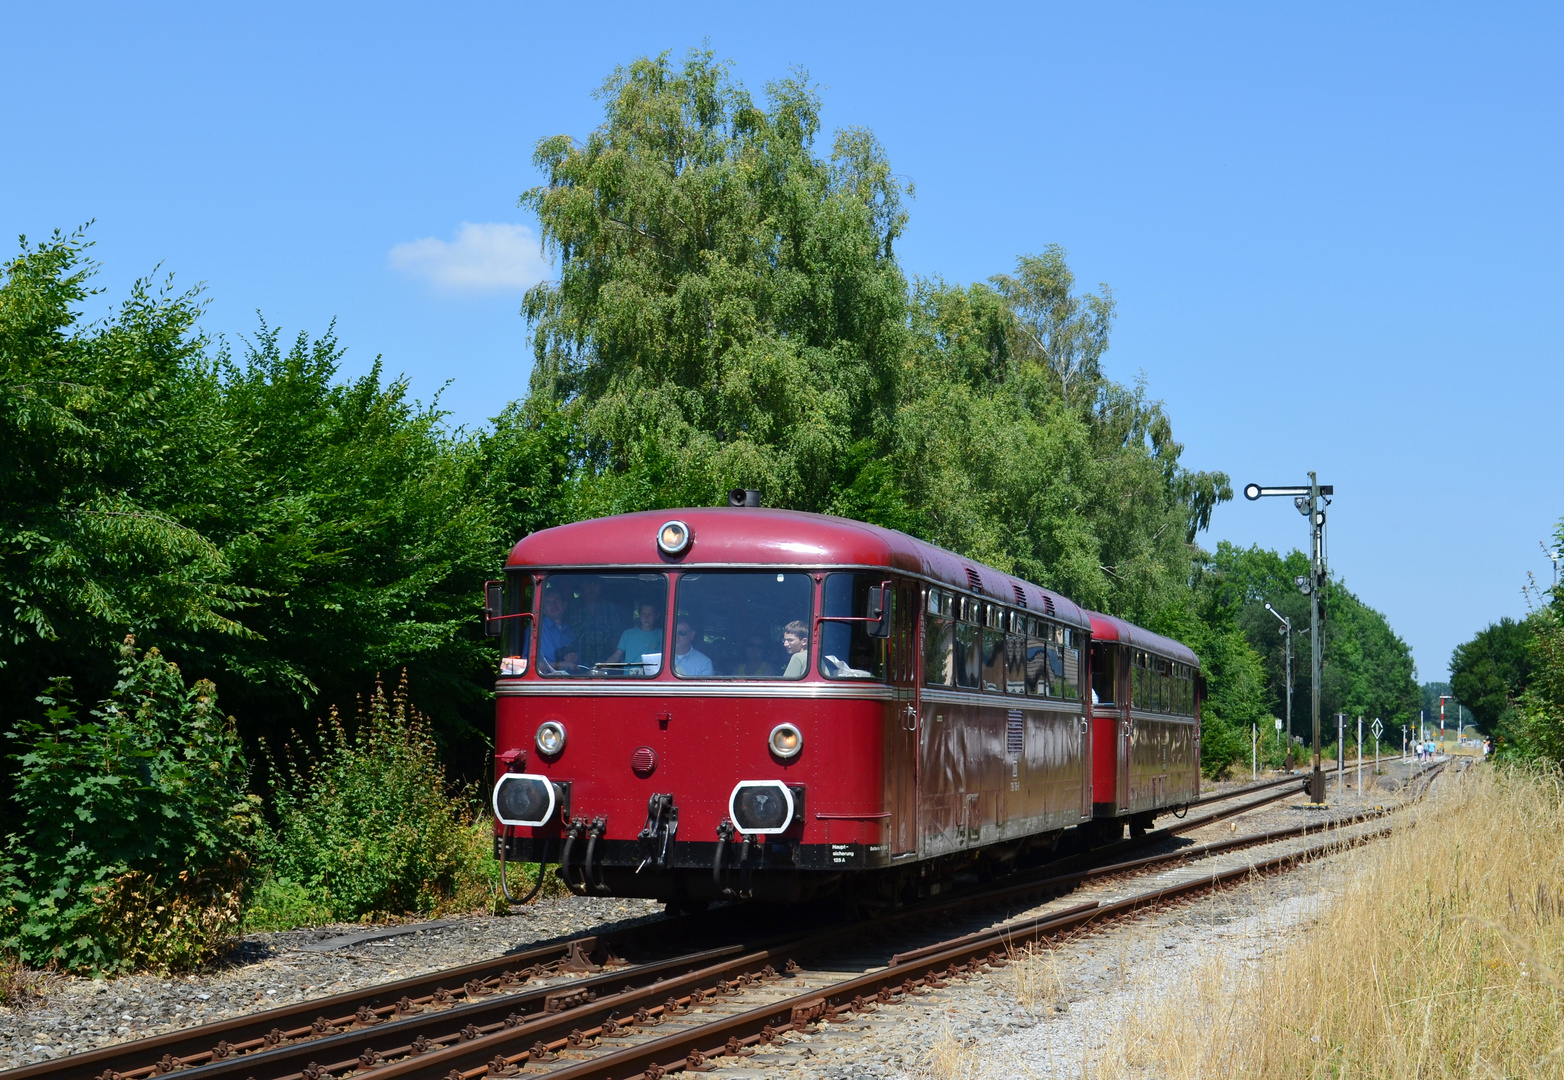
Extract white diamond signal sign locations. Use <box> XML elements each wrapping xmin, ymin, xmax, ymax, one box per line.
<box><xmin>1371</xmin><ymin>718</ymin><xmax>1384</xmax><ymax>739</ymax></box>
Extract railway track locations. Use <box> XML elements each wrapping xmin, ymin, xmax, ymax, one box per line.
<box><xmin>4</xmin><ymin>759</ymin><xmax>1444</xmax><ymax>1080</ymax></box>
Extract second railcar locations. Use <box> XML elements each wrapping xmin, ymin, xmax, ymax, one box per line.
<box><xmin>1087</xmin><ymin>612</ymin><xmax>1202</xmax><ymax>837</ymax></box>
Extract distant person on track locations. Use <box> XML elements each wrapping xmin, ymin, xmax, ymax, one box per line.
<box><xmin>782</xmin><ymin>620</ymin><xmax>810</xmax><ymax>679</ymax></box>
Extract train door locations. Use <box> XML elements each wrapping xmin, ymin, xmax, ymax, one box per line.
<box><xmin>1118</xmin><ymin>648</ymin><xmax>1132</xmax><ymax>814</ymax></box>
<box><xmin>889</xmin><ymin>579</ymin><xmax>919</xmax><ymax>857</ymax></box>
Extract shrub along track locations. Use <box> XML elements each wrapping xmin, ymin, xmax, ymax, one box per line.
<box><xmin>1</xmin><ymin>762</ymin><xmax>1443</xmax><ymax>1080</ymax></box>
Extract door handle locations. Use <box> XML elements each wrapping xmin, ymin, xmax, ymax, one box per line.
<box><xmin>901</xmin><ymin>704</ymin><xmax>918</xmax><ymax>731</ymax></box>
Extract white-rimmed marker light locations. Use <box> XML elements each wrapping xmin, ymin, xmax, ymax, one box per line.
<box><xmin>1244</xmin><ymin>483</ymin><xmax>1262</xmax><ymax>501</ymax></box>
<box><xmin>536</xmin><ymin>721</ymin><xmax>566</xmax><ymax>756</ymax></box>
<box><xmin>768</xmin><ymin>722</ymin><xmax>803</xmax><ymax>759</ymax></box>
<box><xmin>656</xmin><ymin>520</ymin><xmax>692</xmax><ymax>556</ymax></box>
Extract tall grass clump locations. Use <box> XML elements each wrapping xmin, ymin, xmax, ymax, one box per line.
<box><xmin>1104</xmin><ymin>765</ymin><xmax>1564</xmax><ymax>1078</ymax></box>
<box><xmin>0</xmin><ymin>638</ymin><xmax>259</xmax><ymax>974</ymax></box>
<box><xmin>249</xmin><ymin>674</ymin><xmax>506</xmax><ymax>926</ymax></box>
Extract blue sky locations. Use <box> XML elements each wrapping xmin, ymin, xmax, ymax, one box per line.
<box><xmin>6</xmin><ymin>2</ymin><xmax>1561</xmax><ymax>682</ymax></box>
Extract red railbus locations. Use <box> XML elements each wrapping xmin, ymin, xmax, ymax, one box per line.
<box><xmin>485</xmin><ymin>502</ymin><xmax>1199</xmax><ymax>908</ymax></box>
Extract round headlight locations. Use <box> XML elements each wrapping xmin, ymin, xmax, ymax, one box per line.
<box><xmin>656</xmin><ymin>519</ymin><xmax>692</xmax><ymax>556</ymax></box>
<box><xmin>768</xmin><ymin>722</ymin><xmax>803</xmax><ymax>759</ymax></box>
<box><xmin>536</xmin><ymin>721</ymin><xmax>567</xmax><ymax>756</ymax></box>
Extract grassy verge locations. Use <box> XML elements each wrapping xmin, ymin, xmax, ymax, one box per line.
<box><xmin>1098</xmin><ymin>764</ymin><xmax>1564</xmax><ymax>1077</ymax></box>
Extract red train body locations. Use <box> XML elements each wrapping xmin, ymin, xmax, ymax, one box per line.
<box><xmin>487</xmin><ymin>506</ymin><xmax>1200</xmax><ymax>906</ymax></box>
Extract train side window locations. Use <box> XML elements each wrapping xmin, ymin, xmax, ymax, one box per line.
<box><xmin>953</xmin><ymin>598</ymin><xmax>980</xmax><ymax>689</ymax></box>
<box><xmin>820</xmin><ymin>573</ymin><xmax>889</xmax><ymax>681</ymax></box>
<box><xmin>500</xmin><ymin>571</ymin><xmax>535</xmax><ymax>673</ymax></box>
<box><xmin>981</xmin><ymin>605</ymin><xmax>1005</xmax><ymax>692</ymax></box>
<box><xmin>1061</xmin><ymin>629</ymin><xmax>1082</xmax><ymax>700</ymax></box>
<box><xmin>923</xmin><ymin>589</ymin><xmax>954</xmax><ymax>686</ymax></box>
<box><xmin>1027</xmin><ymin>619</ymin><xmax>1048</xmax><ymax>697</ymax></box>
<box><xmin>1005</xmin><ymin>625</ymin><xmax>1027</xmax><ymax>694</ymax></box>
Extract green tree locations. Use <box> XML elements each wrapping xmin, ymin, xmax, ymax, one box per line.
<box><xmin>520</xmin><ymin>48</ymin><xmax>910</xmax><ymax>516</ymax></box>
<box><xmin>0</xmin><ymin>231</ymin><xmax>250</xmax><ymax>718</ymax></box>
<box><xmin>203</xmin><ymin>325</ymin><xmax>499</xmax><ymax>750</ymax></box>
<box><xmin>1449</xmin><ymin>617</ymin><xmax>1533</xmax><ymax>734</ymax></box>
<box><xmin>0</xmin><ymin>231</ymin><xmax>503</xmax><ymax>771</ymax></box>
<box><xmin>1513</xmin><ymin>606</ymin><xmax>1564</xmax><ymax>762</ymax></box>
<box><xmin>1208</xmin><ymin>543</ymin><xmax>1420</xmax><ymax>736</ymax></box>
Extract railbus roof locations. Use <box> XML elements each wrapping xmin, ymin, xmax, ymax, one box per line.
<box><xmin>1086</xmin><ymin>611</ymin><xmax>1200</xmax><ymax>668</ymax></box>
<box><xmin>506</xmin><ymin>507</ymin><xmax>1091</xmax><ymax>630</ymax></box>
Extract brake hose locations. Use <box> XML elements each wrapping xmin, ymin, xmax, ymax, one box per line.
<box><xmin>499</xmin><ymin>825</ymin><xmax>549</xmax><ymax>905</ymax></box>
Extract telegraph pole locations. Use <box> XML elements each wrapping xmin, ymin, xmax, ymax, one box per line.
<box><xmin>1245</xmin><ymin>473</ymin><xmax>1332</xmax><ymax>804</ymax></box>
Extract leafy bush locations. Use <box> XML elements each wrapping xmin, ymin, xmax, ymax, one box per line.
<box><xmin>0</xmin><ymin>638</ymin><xmax>258</xmax><ymax>973</ymax></box>
<box><xmin>255</xmin><ymin>674</ymin><xmax>505</xmax><ymax>921</ymax></box>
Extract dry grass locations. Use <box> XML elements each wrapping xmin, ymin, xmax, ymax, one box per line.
<box><xmin>1010</xmin><ymin>940</ymin><xmax>1068</xmax><ymax>1013</ymax></box>
<box><xmin>0</xmin><ymin>954</ymin><xmax>49</xmax><ymax>1007</ymax></box>
<box><xmin>1100</xmin><ymin>764</ymin><xmax>1564</xmax><ymax>1078</ymax></box>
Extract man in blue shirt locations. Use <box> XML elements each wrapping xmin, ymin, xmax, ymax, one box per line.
<box><xmin>538</xmin><ymin>589</ymin><xmax>578</xmax><ymax>673</ymax></box>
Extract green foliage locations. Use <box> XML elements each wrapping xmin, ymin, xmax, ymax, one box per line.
<box><xmin>0</xmin><ymin>637</ymin><xmax>258</xmax><ymax>973</ymax></box>
<box><xmin>1512</xmin><ymin>604</ymin><xmax>1564</xmax><ymax>763</ymax></box>
<box><xmin>255</xmin><ymin>674</ymin><xmax>501</xmax><ymax>921</ymax></box>
<box><xmin>0</xmin><ymin>231</ymin><xmax>501</xmax><ymax>772</ymax></box>
<box><xmin>205</xmin><ymin>324</ymin><xmax>498</xmax><ymax>745</ymax></box>
<box><xmin>521</xmin><ymin>48</ymin><xmax>910</xmax><ymax>516</ymax></box>
<box><xmin>1449</xmin><ymin>617</ymin><xmax>1533</xmax><ymax>734</ymax></box>
<box><xmin>1208</xmin><ymin>543</ymin><xmax>1421</xmax><ymax>731</ymax></box>
<box><xmin>0</xmin><ymin>230</ymin><xmax>251</xmax><ymax>684</ymax></box>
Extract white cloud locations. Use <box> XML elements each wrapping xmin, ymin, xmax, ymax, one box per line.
<box><xmin>388</xmin><ymin>222</ymin><xmax>551</xmax><ymax>294</ymax></box>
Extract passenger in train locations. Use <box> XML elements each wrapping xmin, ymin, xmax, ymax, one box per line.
<box><xmin>538</xmin><ymin>588</ymin><xmax>580</xmax><ymax>673</ymax></box>
<box><xmin>605</xmin><ymin>602</ymin><xmax>664</xmax><ymax>667</ymax></box>
<box><xmin>566</xmin><ymin>577</ymin><xmax>624</xmax><ymax>667</ymax></box>
<box><xmin>732</xmin><ymin>634</ymin><xmax>777</xmax><ymax>677</ymax></box>
<box><xmin>672</xmin><ymin>618</ymin><xmax>714</xmax><ymax>676</ymax></box>
<box><xmin>781</xmin><ymin>620</ymin><xmax>810</xmax><ymax>679</ymax></box>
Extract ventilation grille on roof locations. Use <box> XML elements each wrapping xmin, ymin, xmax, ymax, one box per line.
<box><xmin>1012</xmin><ymin>583</ymin><xmax>1027</xmax><ymax>608</ymax></box>
<box><xmin>965</xmin><ymin>567</ymin><xmax>983</xmax><ymax>593</ymax></box>
<box><xmin>1042</xmin><ymin>595</ymin><xmax>1056</xmax><ymax>616</ymax></box>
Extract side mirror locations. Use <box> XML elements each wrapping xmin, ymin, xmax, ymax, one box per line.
<box><xmin>865</xmin><ymin>582</ymin><xmax>892</xmax><ymax>639</ymax></box>
<box><xmin>483</xmin><ymin>580</ymin><xmax>503</xmax><ymax>637</ymax></box>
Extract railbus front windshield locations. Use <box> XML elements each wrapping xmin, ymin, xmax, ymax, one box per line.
<box><xmin>533</xmin><ymin>572</ymin><xmax>669</xmax><ymax>677</ymax></box>
<box><xmin>673</xmin><ymin>571</ymin><xmax>814</xmax><ymax>679</ymax></box>
<box><xmin>515</xmin><ymin>569</ymin><xmax>822</xmax><ymax>680</ymax></box>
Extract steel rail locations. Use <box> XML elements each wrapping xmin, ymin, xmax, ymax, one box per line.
<box><xmin>0</xmin><ymin>930</ymin><xmax>683</xmax><ymax>1080</ymax></box>
<box><xmin>92</xmin><ymin>945</ymin><xmax>749</xmax><ymax>1080</ymax></box>
<box><xmin>294</xmin><ymin>808</ymin><xmax>1402</xmax><ymax>1080</ymax></box>
<box><xmin>7</xmin><ymin>760</ymin><xmax>1444</xmax><ymax>1080</ymax></box>
<box><xmin>394</xmin><ymin>825</ymin><xmax>1397</xmax><ymax>1080</ymax></box>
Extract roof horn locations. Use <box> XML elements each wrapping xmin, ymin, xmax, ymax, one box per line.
<box><xmin>728</xmin><ymin>488</ymin><xmax>762</xmax><ymax>508</ymax></box>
